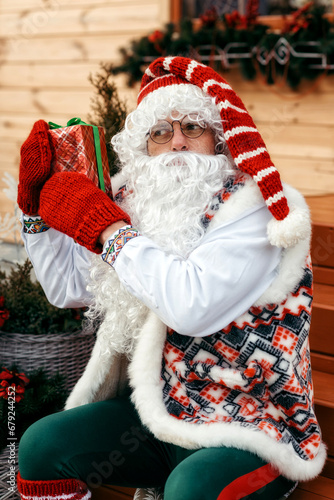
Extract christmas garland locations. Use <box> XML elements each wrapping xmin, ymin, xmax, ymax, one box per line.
<box><xmin>111</xmin><ymin>2</ymin><xmax>334</xmax><ymax>89</ymax></box>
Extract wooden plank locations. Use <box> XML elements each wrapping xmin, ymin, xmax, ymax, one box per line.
<box><xmin>290</xmin><ymin>476</ymin><xmax>334</xmax><ymax>500</ymax></box>
<box><xmin>0</xmin><ymin>88</ymin><xmax>93</xmax><ymax>116</ymax></box>
<box><xmin>0</xmin><ymin>3</ymin><xmax>166</xmax><ymax>37</ymax></box>
<box><xmin>0</xmin><ymin>87</ymin><xmax>136</xmax><ymax>117</ymax></box>
<box><xmin>91</xmin><ymin>485</ymin><xmax>135</xmax><ymax>500</ymax></box>
<box><xmin>311</xmin><ymin>353</ymin><xmax>334</xmax><ymax>374</ymax></box>
<box><xmin>313</xmin><ymin>284</ymin><xmax>334</xmax><ymax>308</ymax></box>
<box><xmin>0</xmin><ymin>0</ymin><xmax>161</xmax><ymax>10</ymax></box>
<box><xmin>313</xmin><ymin>371</ymin><xmax>334</xmax><ymax>409</ymax></box>
<box><xmin>313</xmin><ymin>267</ymin><xmax>334</xmax><ymax>286</ymax></box>
<box><xmin>0</xmin><ymin>62</ymin><xmax>126</xmax><ymax>89</ymax></box>
<box><xmin>311</xmin><ymin>226</ymin><xmax>334</xmax><ymax>268</ymax></box>
<box><xmin>307</xmin><ymin>195</ymin><xmax>334</xmax><ymax>225</ymax></box>
<box><xmin>315</xmin><ymin>404</ymin><xmax>334</xmax><ymax>456</ymax></box>
<box><xmin>291</xmin><ymin>490</ymin><xmax>331</xmax><ymax>499</ymax></box>
<box><xmin>0</xmin><ymin>33</ymin><xmax>152</xmax><ymax>64</ymax></box>
<box><xmin>310</xmin><ymin>307</ymin><xmax>334</xmax><ymax>356</ymax></box>
<box><xmin>258</xmin><ymin>123</ymin><xmax>334</xmax><ymax>161</ymax></box>
<box><xmin>243</xmin><ymin>93</ymin><xmax>334</xmax><ymax>128</ymax></box>
<box><xmin>322</xmin><ymin>457</ymin><xmax>334</xmax><ymax>481</ymax></box>
<box><xmin>274</xmin><ymin>157</ymin><xmax>334</xmax><ymax>196</ymax></box>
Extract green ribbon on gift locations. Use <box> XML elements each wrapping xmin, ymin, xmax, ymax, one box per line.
<box><xmin>48</xmin><ymin>117</ymin><xmax>106</xmax><ymax>193</ymax></box>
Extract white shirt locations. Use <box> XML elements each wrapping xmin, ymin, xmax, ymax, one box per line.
<box><xmin>21</xmin><ymin>204</ymin><xmax>281</xmax><ymax>337</ymax></box>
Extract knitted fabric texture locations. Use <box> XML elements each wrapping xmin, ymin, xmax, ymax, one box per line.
<box><xmin>17</xmin><ymin>120</ymin><xmax>53</xmax><ymax>215</ymax></box>
<box><xmin>138</xmin><ymin>56</ymin><xmax>288</xmax><ymax>226</ymax></box>
<box><xmin>39</xmin><ymin>172</ymin><xmax>131</xmax><ymax>254</ymax></box>
<box><xmin>16</xmin><ymin>473</ymin><xmax>91</xmax><ymax>500</ymax></box>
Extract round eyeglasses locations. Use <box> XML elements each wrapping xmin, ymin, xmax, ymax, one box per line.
<box><xmin>149</xmin><ymin>115</ymin><xmax>207</xmax><ymax>145</ymax></box>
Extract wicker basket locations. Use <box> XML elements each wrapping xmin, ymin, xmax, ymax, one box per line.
<box><xmin>0</xmin><ymin>329</ymin><xmax>95</xmax><ymax>392</ymax></box>
<box><xmin>0</xmin><ymin>445</ymin><xmax>19</xmax><ymax>500</ymax></box>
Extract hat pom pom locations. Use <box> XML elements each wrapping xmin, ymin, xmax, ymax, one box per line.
<box><xmin>267</xmin><ymin>206</ymin><xmax>311</xmax><ymax>248</ymax></box>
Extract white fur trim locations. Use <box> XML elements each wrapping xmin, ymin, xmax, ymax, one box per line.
<box><xmin>224</xmin><ymin>126</ymin><xmax>257</xmax><ymax>140</ymax></box>
<box><xmin>267</xmin><ymin>204</ymin><xmax>311</xmax><ymax>249</ymax></box>
<box><xmin>234</xmin><ymin>147</ymin><xmax>267</xmax><ymax>167</ymax></box>
<box><xmin>208</xmin><ymin>176</ymin><xmax>263</xmax><ymax>231</ymax></box>
<box><xmin>137</xmin><ymin>74</ymin><xmax>174</xmax><ymax>101</ymax></box>
<box><xmin>129</xmin><ymin>311</ymin><xmax>326</xmax><ymax>482</ymax></box>
<box><xmin>202</xmin><ymin>79</ymin><xmax>232</xmax><ymax>93</ymax></box>
<box><xmin>253</xmin><ymin>166</ymin><xmax>277</xmax><ymax>183</ymax></box>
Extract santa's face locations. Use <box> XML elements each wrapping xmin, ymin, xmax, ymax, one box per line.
<box><xmin>147</xmin><ymin>113</ymin><xmax>216</xmax><ymax>157</ymax></box>
<box><xmin>120</xmin><ymin>150</ymin><xmax>234</xmax><ymax>258</ymax></box>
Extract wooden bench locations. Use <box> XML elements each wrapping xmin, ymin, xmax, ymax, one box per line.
<box><xmin>92</xmin><ymin>195</ymin><xmax>334</xmax><ymax>500</ymax></box>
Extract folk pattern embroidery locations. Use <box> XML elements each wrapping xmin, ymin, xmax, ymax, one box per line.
<box><xmin>102</xmin><ymin>225</ymin><xmax>141</xmax><ymax>267</ymax></box>
<box><xmin>161</xmin><ymin>259</ymin><xmax>321</xmax><ymax>461</ymax></box>
<box><xmin>23</xmin><ymin>216</ymin><xmax>50</xmax><ymax>234</ymax></box>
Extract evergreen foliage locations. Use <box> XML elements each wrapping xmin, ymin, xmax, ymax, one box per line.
<box><xmin>0</xmin><ymin>260</ymin><xmax>82</xmax><ymax>335</ymax></box>
<box><xmin>110</xmin><ymin>3</ymin><xmax>334</xmax><ymax>90</ymax></box>
<box><xmin>88</xmin><ymin>63</ymin><xmax>128</xmax><ymax>177</ymax></box>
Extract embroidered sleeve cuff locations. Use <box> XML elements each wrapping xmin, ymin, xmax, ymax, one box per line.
<box><xmin>101</xmin><ymin>225</ymin><xmax>141</xmax><ymax>267</ymax></box>
<box><xmin>23</xmin><ymin>215</ymin><xmax>50</xmax><ymax>234</ymax></box>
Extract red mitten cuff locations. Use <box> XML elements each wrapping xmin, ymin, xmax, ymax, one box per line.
<box><xmin>17</xmin><ymin>120</ymin><xmax>53</xmax><ymax>215</ymax></box>
<box><xmin>39</xmin><ymin>172</ymin><xmax>131</xmax><ymax>254</ymax></box>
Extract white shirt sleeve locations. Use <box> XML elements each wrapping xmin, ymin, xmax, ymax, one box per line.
<box><xmin>20</xmin><ymin>215</ymin><xmax>94</xmax><ymax>309</ymax></box>
<box><xmin>112</xmin><ymin>204</ymin><xmax>282</xmax><ymax>337</ymax></box>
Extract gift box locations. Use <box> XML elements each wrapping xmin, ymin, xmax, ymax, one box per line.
<box><xmin>48</xmin><ymin>117</ymin><xmax>112</xmax><ymax>197</ymax></box>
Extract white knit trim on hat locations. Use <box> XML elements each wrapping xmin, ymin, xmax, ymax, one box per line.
<box><xmin>185</xmin><ymin>60</ymin><xmax>204</xmax><ymax>80</ymax></box>
<box><xmin>224</xmin><ymin>126</ymin><xmax>258</xmax><ymax>140</ymax></box>
<box><xmin>202</xmin><ymin>79</ymin><xmax>232</xmax><ymax>93</ymax></box>
<box><xmin>163</xmin><ymin>56</ymin><xmax>175</xmax><ymax>71</ymax></box>
<box><xmin>252</xmin><ymin>166</ymin><xmax>277</xmax><ymax>183</ymax></box>
<box><xmin>217</xmin><ymin>99</ymin><xmax>248</xmax><ymax>114</ymax></box>
<box><xmin>266</xmin><ymin>190</ymin><xmax>285</xmax><ymax>207</ymax></box>
<box><xmin>234</xmin><ymin>147</ymin><xmax>267</xmax><ymax>166</ymax></box>
<box><xmin>145</xmin><ymin>67</ymin><xmax>156</xmax><ymax>79</ymax></box>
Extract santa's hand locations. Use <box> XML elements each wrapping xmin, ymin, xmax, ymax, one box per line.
<box><xmin>17</xmin><ymin>120</ymin><xmax>53</xmax><ymax>215</ymax></box>
<box><xmin>39</xmin><ymin>171</ymin><xmax>131</xmax><ymax>254</ymax></box>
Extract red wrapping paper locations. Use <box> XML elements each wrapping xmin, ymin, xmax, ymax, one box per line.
<box><xmin>48</xmin><ymin>122</ymin><xmax>112</xmax><ymax>197</ymax></box>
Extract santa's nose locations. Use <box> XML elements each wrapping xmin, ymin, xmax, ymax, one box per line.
<box><xmin>171</xmin><ymin>123</ymin><xmax>188</xmax><ymax>151</ymax></box>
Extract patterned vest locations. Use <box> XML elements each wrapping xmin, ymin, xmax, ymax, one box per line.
<box><xmin>128</xmin><ymin>177</ymin><xmax>326</xmax><ymax>482</ymax></box>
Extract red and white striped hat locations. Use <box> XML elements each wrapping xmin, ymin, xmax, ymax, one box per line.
<box><xmin>138</xmin><ymin>56</ymin><xmax>310</xmax><ymax>248</ymax></box>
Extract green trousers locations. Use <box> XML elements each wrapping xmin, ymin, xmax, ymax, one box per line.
<box><xmin>19</xmin><ymin>396</ymin><xmax>297</xmax><ymax>499</ymax></box>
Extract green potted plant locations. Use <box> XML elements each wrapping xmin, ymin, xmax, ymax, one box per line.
<box><xmin>0</xmin><ymin>259</ymin><xmax>95</xmax><ymax>393</ymax></box>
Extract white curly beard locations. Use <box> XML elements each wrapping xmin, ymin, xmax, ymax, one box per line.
<box><xmin>86</xmin><ymin>151</ymin><xmax>235</xmax><ymax>357</ymax></box>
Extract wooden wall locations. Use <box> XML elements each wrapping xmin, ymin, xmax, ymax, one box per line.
<box><xmin>223</xmin><ymin>70</ymin><xmax>334</xmax><ymax>197</ymax></box>
<box><xmin>0</xmin><ymin>0</ymin><xmax>169</xmax><ymax>244</ymax></box>
<box><xmin>0</xmin><ymin>0</ymin><xmax>333</xmax><ymax>245</ymax></box>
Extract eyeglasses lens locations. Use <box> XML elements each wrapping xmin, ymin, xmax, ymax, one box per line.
<box><xmin>149</xmin><ymin>116</ymin><xmax>206</xmax><ymax>144</ymax></box>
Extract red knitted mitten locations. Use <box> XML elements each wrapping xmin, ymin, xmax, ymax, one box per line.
<box><xmin>17</xmin><ymin>120</ymin><xmax>53</xmax><ymax>215</ymax></box>
<box><xmin>39</xmin><ymin>172</ymin><xmax>131</xmax><ymax>254</ymax></box>
<box><xmin>17</xmin><ymin>472</ymin><xmax>91</xmax><ymax>500</ymax></box>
